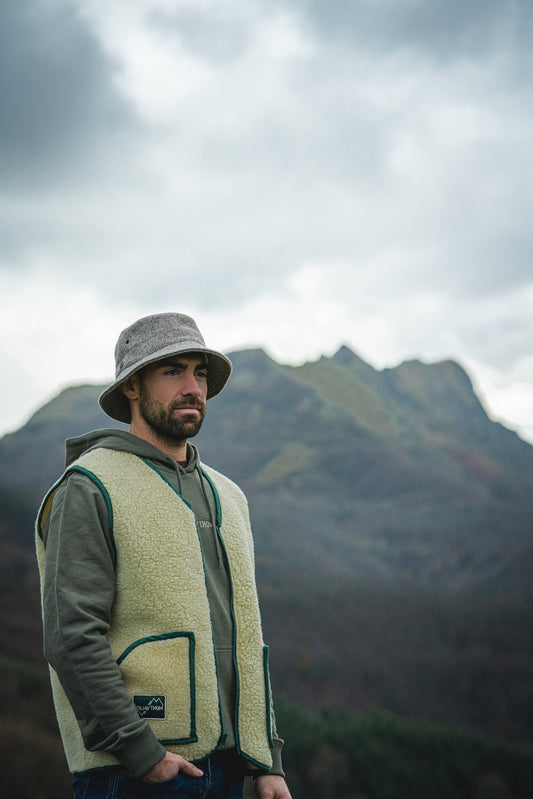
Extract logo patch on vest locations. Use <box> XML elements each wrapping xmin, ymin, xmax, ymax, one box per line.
<box><xmin>134</xmin><ymin>696</ymin><xmax>166</xmax><ymax>719</ymax></box>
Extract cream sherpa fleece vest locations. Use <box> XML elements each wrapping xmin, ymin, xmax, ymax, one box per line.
<box><xmin>36</xmin><ymin>448</ymin><xmax>274</xmax><ymax>774</ymax></box>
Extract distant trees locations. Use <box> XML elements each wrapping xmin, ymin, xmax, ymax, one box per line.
<box><xmin>276</xmin><ymin>699</ymin><xmax>533</xmax><ymax>799</ymax></box>
<box><xmin>260</xmin><ymin>576</ymin><xmax>533</xmax><ymax>745</ymax></box>
<box><xmin>2</xmin><ymin>694</ymin><xmax>533</xmax><ymax>799</ymax></box>
<box><xmin>0</xmin><ymin>718</ymin><xmax>71</xmax><ymax>799</ymax></box>
<box><xmin>2</xmin><ymin>359</ymin><xmax>533</xmax><ymax>798</ymax></box>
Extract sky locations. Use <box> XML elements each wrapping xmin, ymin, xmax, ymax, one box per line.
<box><xmin>1</xmin><ymin>0</ymin><xmax>533</xmax><ymax>443</ymax></box>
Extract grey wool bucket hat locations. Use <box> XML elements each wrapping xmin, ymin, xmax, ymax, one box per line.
<box><xmin>99</xmin><ymin>313</ymin><xmax>233</xmax><ymax>423</ymax></box>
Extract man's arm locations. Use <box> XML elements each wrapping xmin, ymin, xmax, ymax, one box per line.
<box><xmin>42</xmin><ymin>473</ymin><xmax>166</xmax><ymax>777</ymax></box>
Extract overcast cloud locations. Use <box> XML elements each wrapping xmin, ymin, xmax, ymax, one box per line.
<box><xmin>1</xmin><ymin>0</ymin><xmax>532</xmax><ymax>442</ymax></box>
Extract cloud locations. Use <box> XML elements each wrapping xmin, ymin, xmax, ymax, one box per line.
<box><xmin>0</xmin><ymin>0</ymin><xmax>134</xmax><ymax>188</ymax></box>
<box><xmin>281</xmin><ymin>0</ymin><xmax>533</xmax><ymax>65</ymax></box>
<box><xmin>0</xmin><ymin>0</ymin><xmax>532</xmax><ymax>442</ymax></box>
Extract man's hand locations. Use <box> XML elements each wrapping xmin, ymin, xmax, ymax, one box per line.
<box><xmin>254</xmin><ymin>774</ymin><xmax>292</xmax><ymax>799</ymax></box>
<box><xmin>142</xmin><ymin>751</ymin><xmax>203</xmax><ymax>783</ymax></box>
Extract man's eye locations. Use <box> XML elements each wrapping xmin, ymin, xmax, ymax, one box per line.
<box><xmin>196</xmin><ymin>370</ymin><xmax>208</xmax><ymax>379</ymax></box>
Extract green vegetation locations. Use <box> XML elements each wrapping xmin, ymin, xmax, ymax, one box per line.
<box><xmin>281</xmin><ymin>355</ymin><xmax>396</xmax><ymax>434</ymax></box>
<box><xmin>276</xmin><ymin>699</ymin><xmax>533</xmax><ymax>799</ymax></box>
<box><xmin>259</xmin><ymin>576</ymin><xmax>533</xmax><ymax>745</ymax></box>
<box><xmin>1</xmin><ymin>346</ymin><xmax>533</xmax><ymax>797</ymax></box>
<box><xmin>0</xmin><ymin>718</ymin><xmax>71</xmax><ymax>799</ymax></box>
<box><xmin>2</xmin><ymin>695</ymin><xmax>533</xmax><ymax>799</ymax></box>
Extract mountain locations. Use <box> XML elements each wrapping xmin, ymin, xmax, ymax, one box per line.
<box><xmin>1</xmin><ymin>346</ymin><xmax>532</xmax><ymax>750</ymax></box>
<box><xmin>1</xmin><ymin>346</ymin><xmax>532</xmax><ymax>595</ymax></box>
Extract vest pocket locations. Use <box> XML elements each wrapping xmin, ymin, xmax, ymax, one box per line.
<box><xmin>116</xmin><ymin>632</ymin><xmax>198</xmax><ymax>744</ymax></box>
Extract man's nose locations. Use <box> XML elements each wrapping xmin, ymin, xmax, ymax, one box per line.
<box><xmin>180</xmin><ymin>372</ymin><xmax>202</xmax><ymax>396</ymax></box>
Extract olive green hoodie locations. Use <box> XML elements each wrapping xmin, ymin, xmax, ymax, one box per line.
<box><xmin>37</xmin><ymin>429</ymin><xmax>283</xmax><ymax>778</ymax></box>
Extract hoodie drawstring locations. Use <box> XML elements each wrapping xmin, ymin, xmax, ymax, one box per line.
<box><xmin>175</xmin><ymin>461</ymin><xmax>183</xmax><ymax>496</ymax></box>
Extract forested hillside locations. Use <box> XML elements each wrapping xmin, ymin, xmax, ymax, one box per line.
<box><xmin>1</xmin><ymin>346</ymin><xmax>532</xmax><ymax>798</ymax></box>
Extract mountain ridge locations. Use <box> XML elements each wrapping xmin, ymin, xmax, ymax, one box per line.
<box><xmin>2</xmin><ymin>344</ymin><xmax>530</xmax><ymax>596</ymax></box>
<box><xmin>1</xmin><ymin>345</ymin><xmax>532</xmax><ymax>748</ymax></box>
<box><xmin>3</xmin><ymin>343</ymin><xmax>532</xmax><ymax>501</ymax></box>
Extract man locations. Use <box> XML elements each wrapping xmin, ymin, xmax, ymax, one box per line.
<box><xmin>36</xmin><ymin>313</ymin><xmax>292</xmax><ymax>799</ymax></box>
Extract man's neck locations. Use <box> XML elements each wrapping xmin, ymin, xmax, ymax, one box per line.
<box><xmin>128</xmin><ymin>420</ymin><xmax>188</xmax><ymax>462</ymax></box>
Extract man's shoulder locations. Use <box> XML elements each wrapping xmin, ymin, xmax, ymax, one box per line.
<box><xmin>45</xmin><ymin>449</ymin><xmax>137</xmax><ymax>505</ymax></box>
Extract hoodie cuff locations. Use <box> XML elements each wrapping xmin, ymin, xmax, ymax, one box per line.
<box><xmin>111</xmin><ymin>726</ymin><xmax>167</xmax><ymax>778</ymax></box>
<box><xmin>269</xmin><ymin>739</ymin><xmax>285</xmax><ymax>777</ymax></box>
<box><xmin>250</xmin><ymin>739</ymin><xmax>285</xmax><ymax>778</ymax></box>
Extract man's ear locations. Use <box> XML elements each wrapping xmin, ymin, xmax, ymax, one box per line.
<box><xmin>121</xmin><ymin>375</ymin><xmax>140</xmax><ymax>401</ymax></box>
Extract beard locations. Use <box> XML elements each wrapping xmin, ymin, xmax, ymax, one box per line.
<box><xmin>138</xmin><ymin>385</ymin><xmax>206</xmax><ymax>446</ymax></box>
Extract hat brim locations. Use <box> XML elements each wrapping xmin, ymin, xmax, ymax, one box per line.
<box><xmin>98</xmin><ymin>344</ymin><xmax>232</xmax><ymax>423</ymax></box>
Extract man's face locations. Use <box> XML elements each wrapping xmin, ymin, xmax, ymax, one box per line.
<box><xmin>137</xmin><ymin>354</ymin><xmax>208</xmax><ymax>446</ymax></box>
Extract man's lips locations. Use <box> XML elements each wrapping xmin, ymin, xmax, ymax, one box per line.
<box><xmin>173</xmin><ymin>404</ymin><xmax>203</xmax><ymax>414</ymax></box>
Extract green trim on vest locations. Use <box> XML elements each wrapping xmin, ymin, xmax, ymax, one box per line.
<box><xmin>199</xmin><ymin>465</ymin><xmax>272</xmax><ymax>771</ymax></box>
<box><xmin>116</xmin><ymin>631</ymin><xmax>198</xmax><ymax>746</ymax></box>
<box><xmin>139</xmin><ymin>458</ymin><xmax>231</xmax><ymax>753</ymax></box>
<box><xmin>139</xmin><ymin>457</ymin><xmax>193</xmax><ymax>510</ymax></box>
<box><xmin>36</xmin><ymin>465</ymin><xmax>114</xmax><ymax>545</ymax></box>
<box><xmin>36</xmin><ymin>448</ymin><xmax>273</xmax><ymax>774</ymax></box>
<box><xmin>263</xmin><ymin>645</ymin><xmax>274</xmax><ymax>749</ymax></box>
<box><xmin>199</xmin><ymin>468</ymin><xmax>222</xmax><ymax>528</ymax></box>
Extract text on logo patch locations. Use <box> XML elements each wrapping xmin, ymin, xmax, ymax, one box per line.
<box><xmin>134</xmin><ymin>695</ymin><xmax>166</xmax><ymax>719</ymax></box>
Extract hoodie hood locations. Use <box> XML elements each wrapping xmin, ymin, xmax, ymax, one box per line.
<box><xmin>64</xmin><ymin>429</ymin><xmax>221</xmax><ymax>566</ymax></box>
<box><xmin>64</xmin><ymin>429</ymin><xmax>200</xmax><ymax>472</ymax></box>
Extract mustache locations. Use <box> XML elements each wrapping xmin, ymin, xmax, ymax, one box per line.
<box><xmin>171</xmin><ymin>397</ymin><xmax>205</xmax><ymax>410</ymax></box>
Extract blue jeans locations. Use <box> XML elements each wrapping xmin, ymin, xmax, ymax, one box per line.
<box><xmin>72</xmin><ymin>751</ymin><xmax>244</xmax><ymax>799</ymax></box>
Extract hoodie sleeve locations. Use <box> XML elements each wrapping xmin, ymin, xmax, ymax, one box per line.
<box><xmin>41</xmin><ymin>471</ymin><xmax>166</xmax><ymax>777</ymax></box>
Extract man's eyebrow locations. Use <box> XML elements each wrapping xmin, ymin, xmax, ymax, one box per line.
<box><xmin>157</xmin><ymin>357</ymin><xmax>208</xmax><ymax>368</ymax></box>
<box><xmin>156</xmin><ymin>358</ymin><xmax>185</xmax><ymax>367</ymax></box>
